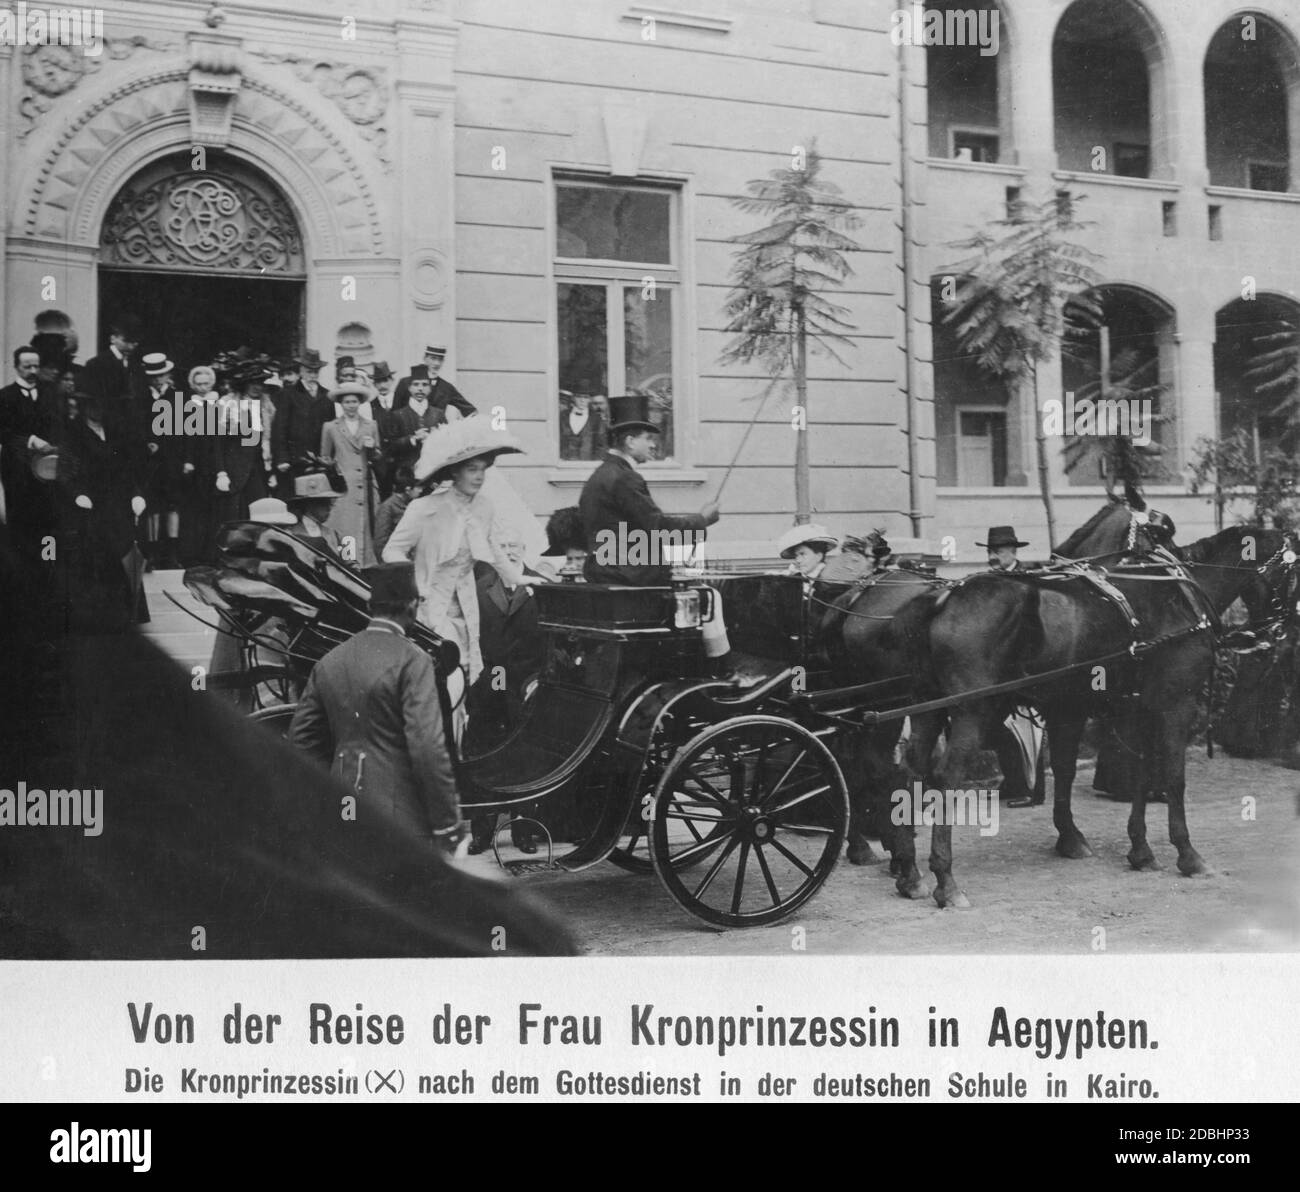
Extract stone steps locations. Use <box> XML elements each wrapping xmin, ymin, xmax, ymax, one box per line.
<box><xmin>139</xmin><ymin>568</ymin><xmax>215</xmax><ymax>669</ymax></box>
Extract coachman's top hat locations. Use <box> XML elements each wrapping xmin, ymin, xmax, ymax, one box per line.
<box><xmin>607</xmin><ymin>394</ymin><xmax>658</xmax><ymax>435</ymax></box>
<box><xmin>364</xmin><ymin>561</ymin><xmax>419</xmax><ymax>606</ymax></box>
<box><xmin>977</xmin><ymin>526</ymin><xmax>1030</xmax><ymax>549</ymax></box>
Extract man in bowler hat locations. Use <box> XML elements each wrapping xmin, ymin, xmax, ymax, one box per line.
<box><xmin>272</xmin><ymin>349</ymin><xmax>334</xmax><ymax>476</ymax></box>
<box><xmin>289</xmin><ymin>561</ymin><xmax>467</xmax><ymax>853</ymax></box>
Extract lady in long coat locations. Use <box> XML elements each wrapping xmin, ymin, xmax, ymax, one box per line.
<box><xmin>320</xmin><ymin>384</ymin><xmax>381</xmax><ymax>566</ymax></box>
<box><xmin>380</xmin><ymin>418</ymin><xmax>537</xmax><ymax>686</ymax></box>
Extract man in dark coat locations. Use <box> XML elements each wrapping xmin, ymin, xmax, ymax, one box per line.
<box><xmin>579</xmin><ymin>394</ymin><xmax>717</xmax><ymax>586</ymax></box>
<box><xmin>288</xmin><ymin>561</ymin><xmax>466</xmax><ymax>852</ymax></box>
<box><xmin>79</xmin><ymin>315</ymin><xmax>147</xmax><ymax>454</ymax></box>
<box><xmin>559</xmin><ymin>391</ymin><xmax>610</xmax><ymax>461</ymax></box>
<box><xmin>0</xmin><ymin>344</ymin><xmax>61</xmax><ymax>558</ymax></box>
<box><xmin>211</xmin><ymin>365</ymin><xmax>269</xmax><ymax>527</ymax></box>
<box><xmin>385</xmin><ymin>365</ymin><xmax>446</xmax><ymax>476</ymax></box>
<box><xmin>980</xmin><ymin>525</ymin><xmax>1043</xmax><ymax>808</ymax></box>
<box><xmin>393</xmin><ymin>345</ymin><xmax>476</xmax><ymax>417</ymax></box>
<box><xmin>272</xmin><ymin>348</ymin><xmax>333</xmax><ymax>476</ymax></box>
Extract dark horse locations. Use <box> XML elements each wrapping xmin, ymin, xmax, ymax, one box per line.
<box><xmin>819</xmin><ymin>498</ymin><xmax>1169</xmax><ymax>875</ymax></box>
<box><xmin>896</xmin><ymin>525</ymin><xmax>1295</xmax><ymax>908</ymax></box>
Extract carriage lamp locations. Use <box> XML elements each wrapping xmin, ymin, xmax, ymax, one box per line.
<box><xmin>673</xmin><ymin>587</ymin><xmax>703</xmax><ymax>629</ymax></box>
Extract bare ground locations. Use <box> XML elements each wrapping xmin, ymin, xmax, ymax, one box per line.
<box><xmin>461</xmin><ymin>751</ymin><xmax>1300</xmax><ymax>955</ymax></box>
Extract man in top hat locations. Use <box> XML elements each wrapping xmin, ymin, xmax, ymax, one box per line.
<box><xmin>393</xmin><ymin>346</ymin><xmax>476</xmax><ymax>419</ymax></box>
<box><xmin>273</xmin><ymin>348</ymin><xmax>334</xmax><ymax>476</ymax></box>
<box><xmin>581</xmin><ymin>395</ymin><xmax>751</xmax><ymax>679</ymax></box>
<box><xmin>980</xmin><ymin>525</ymin><xmax>1030</xmax><ymax>572</ymax></box>
<box><xmin>288</xmin><ymin>560</ymin><xmax>467</xmax><ymax>854</ymax></box>
<box><xmin>978</xmin><ymin>525</ymin><xmax>1043</xmax><ymax>807</ymax></box>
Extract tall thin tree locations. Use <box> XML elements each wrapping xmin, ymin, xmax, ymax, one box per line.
<box><xmin>721</xmin><ymin>141</ymin><xmax>863</xmax><ymax>524</ymax></box>
<box><xmin>943</xmin><ymin>192</ymin><xmax>1102</xmax><ymax>544</ymax></box>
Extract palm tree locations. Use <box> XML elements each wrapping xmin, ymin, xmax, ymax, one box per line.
<box><xmin>721</xmin><ymin>140</ymin><xmax>863</xmax><ymax>523</ymax></box>
<box><xmin>943</xmin><ymin>191</ymin><xmax>1102</xmax><ymax>544</ymax></box>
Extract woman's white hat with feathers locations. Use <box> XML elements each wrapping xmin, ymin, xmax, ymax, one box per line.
<box><xmin>414</xmin><ymin>415</ymin><xmax>524</xmax><ymax>482</ymax></box>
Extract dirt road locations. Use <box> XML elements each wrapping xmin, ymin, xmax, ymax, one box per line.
<box><xmin>465</xmin><ymin>752</ymin><xmax>1300</xmax><ymax>955</ymax></box>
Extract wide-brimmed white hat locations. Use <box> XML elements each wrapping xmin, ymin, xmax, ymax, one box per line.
<box><xmin>142</xmin><ymin>352</ymin><xmax>174</xmax><ymax>376</ymax></box>
<box><xmin>248</xmin><ymin>497</ymin><xmax>297</xmax><ymax>525</ymax></box>
<box><xmin>776</xmin><ymin>523</ymin><xmax>838</xmax><ymax>560</ymax></box>
<box><xmin>414</xmin><ymin>416</ymin><xmax>523</xmax><ymax>483</ymax></box>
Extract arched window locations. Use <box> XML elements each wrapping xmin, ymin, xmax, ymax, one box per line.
<box><xmin>1061</xmin><ymin>285</ymin><xmax>1175</xmax><ymax>485</ymax></box>
<box><xmin>925</xmin><ymin>1</ymin><xmax>1010</xmax><ymax>164</ymax></box>
<box><xmin>1053</xmin><ymin>0</ymin><xmax>1167</xmax><ymax>179</ymax></box>
<box><xmin>1204</xmin><ymin>16</ymin><xmax>1300</xmax><ymax>192</ymax></box>
<box><xmin>931</xmin><ymin>276</ymin><xmax>1020</xmax><ymax>487</ymax></box>
<box><xmin>1214</xmin><ymin>294</ymin><xmax>1300</xmax><ymax>449</ymax></box>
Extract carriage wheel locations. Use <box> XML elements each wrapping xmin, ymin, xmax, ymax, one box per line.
<box><xmin>649</xmin><ymin>716</ymin><xmax>848</xmax><ymax>928</ymax></box>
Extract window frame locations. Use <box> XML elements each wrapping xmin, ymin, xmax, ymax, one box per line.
<box><xmin>948</xmin><ymin>125</ymin><xmax>1000</xmax><ymax>164</ymax></box>
<box><xmin>548</xmin><ymin>171</ymin><xmax>692</xmax><ymax>472</ymax></box>
<box><xmin>954</xmin><ymin>403</ymin><xmax>1009</xmax><ymax>488</ymax></box>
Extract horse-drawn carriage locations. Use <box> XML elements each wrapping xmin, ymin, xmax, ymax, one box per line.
<box><xmin>183</xmin><ymin>522</ymin><xmax>888</xmax><ymax>928</ymax></box>
<box><xmin>181</xmin><ymin>502</ymin><xmax>1300</xmax><ymax>926</ymax></box>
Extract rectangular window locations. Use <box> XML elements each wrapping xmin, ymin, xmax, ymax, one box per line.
<box><xmin>956</xmin><ymin>410</ymin><xmax>1007</xmax><ymax>487</ymax></box>
<box><xmin>1161</xmin><ymin>201</ymin><xmax>1176</xmax><ymax>237</ymax></box>
<box><xmin>950</xmin><ymin>127</ymin><xmax>999</xmax><ymax>164</ymax></box>
<box><xmin>1248</xmin><ymin>161</ymin><xmax>1288</xmax><ymax>192</ymax></box>
<box><xmin>554</xmin><ymin>180</ymin><xmax>679</xmax><ymax>462</ymax></box>
<box><xmin>1208</xmin><ymin>204</ymin><xmax>1223</xmax><ymax>240</ymax></box>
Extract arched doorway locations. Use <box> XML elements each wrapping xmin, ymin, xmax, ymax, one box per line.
<box><xmin>97</xmin><ymin>153</ymin><xmax>306</xmax><ymax>371</ymax></box>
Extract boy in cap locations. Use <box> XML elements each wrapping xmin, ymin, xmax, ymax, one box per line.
<box><xmin>289</xmin><ymin>561</ymin><xmax>467</xmax><ymax>854</ymax></box>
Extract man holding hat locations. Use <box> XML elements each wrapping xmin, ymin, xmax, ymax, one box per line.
<box><xmin>393</xmin><ymin>346</ymin><xmax>476</xmax><ymax>419</ymax></box>
<box><xmin>0</xmin><ymin>344</ymin><xmax>61</xmax><ymax>558</ymax></box>
<box><xmin>289</xmin><ymin>560</ymin><xmax>467</xmax><ymax>854</ymax></box>
<box><xmin>978</xmin><ymin>525</ymin><xmax>1044</xmax><ymax>807</ymax></box>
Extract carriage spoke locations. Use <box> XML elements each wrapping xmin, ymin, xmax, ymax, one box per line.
<box><xmin>772</xmin><ymin>822</ymin><xmax>834</xmax><ymax>835</ymax></box>
<box><xmin>760</xmin><ymin>747</ymin><xmax>808</xmax><ymax>802</ymax></box>
<box><xmin>766</xmin><ymin>834</ymin><xmax>815</xmax><ymax>878</ymax></box>
<box><xmin>670</xmin><ymin>825</ymin><xmax>737</xmax><ymax>870</ymax></box>
<box><xmin>664</xmin><ymin>807</ymin><xmax>729</xmax><ymax>824</ymax></box>
<box><xmin>730</xmin><ymin>840</ymin><xmax>751</xmax><ymax>914</ymax></box>
<box><xmin>692</xmin><ymin>833</ymin><xmax>742</xmax><ymax>899</ymax></box>
<box><xmin>754</xmin><ymin>842</ymin><xmax>782</xmax><ymax>907</ymax></box>
<box><xmin>764</xmin><ymin>783</ymin><xmax>831</xmax><ymax>816</ymax></box>
<box><xmin>684</xmin><ymin>772</ymin><xmax>732</xmax><ymax>806</ymax></box>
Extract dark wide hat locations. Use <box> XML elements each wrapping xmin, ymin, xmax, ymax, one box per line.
<box><xmin>977</xmin><ymin>525</ymin><xmax>1030</xmax><ymax>549</ymax></box>
<box><xmin>364</xmin><ymin>561</ymin><xmax>419</xmax><ymax>606</ymax></box>
<box><xmin>298</xmin><ymin>348</ymin><xmax>326</xmax><ymax>370</ymax></box>
<box><xmin>607</xmin><ymin>394</ymin><xmax>658</xmax><ymax>435</ymax></box>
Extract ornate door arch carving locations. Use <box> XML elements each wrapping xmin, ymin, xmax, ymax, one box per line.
<box><xmin>100</xmin><ymin>157</ymin><xmax>305</xmax><ymax>277</ymax></box>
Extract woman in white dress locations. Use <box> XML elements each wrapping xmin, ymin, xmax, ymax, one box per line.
<box><xmin>380</xmin><ymin>417</ymin><xmax>541</xmax><ymax>687</ymax></box>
